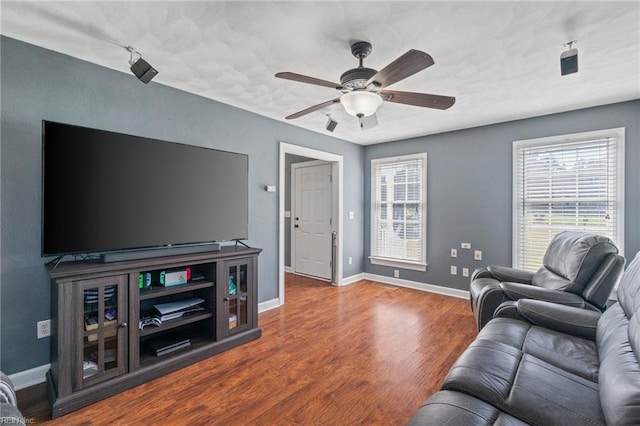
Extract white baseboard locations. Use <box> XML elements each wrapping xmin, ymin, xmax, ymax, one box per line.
<box><xmin>9</xmin><ymin>364</ymin><xmax>50</xmax><ymax>390</ymax></box>
<box><xmin>284</xmin><ymin>266</ymin><xmax>293</xmax><ymax>273</ymax></box>
<box><xmin>258</xmin><ymin>298</ymin><xmax>281</xmax><ymax>313</ymax></box>
<box><xmin>363</xmin><ymin>273</ymin><xmax>470</xmax><ymax>300</ymax></box>
<box><xmin>341</xmin><ymin>273</ymin><xmax>364</xmax><ymax>286</ymax></box>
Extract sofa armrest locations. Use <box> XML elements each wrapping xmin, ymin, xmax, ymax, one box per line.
<box><xmin>496</xmin><ymin>299</ymin><xmax>601</xmax><ymax>340</ymax></box>
<box><xmin>472</xmin><ymin>265</ymin><xmax>534</xmax><ymax>284</ymax></box>
<box><xmin>499</xmin><ymin>281</ymin><xmax>590</xmax><ymax>307</ymax></box>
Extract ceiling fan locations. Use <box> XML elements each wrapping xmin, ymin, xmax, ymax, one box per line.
<box><xmin>275</xmin><ymin>41</ymin><xmax>456</xmax><ymax>128</ymax></box>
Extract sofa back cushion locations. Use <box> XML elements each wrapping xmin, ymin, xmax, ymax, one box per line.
<box><xmin>532</xmin><ymin>231</ymin><xmax>617</xmax><ymax>293</ymax></box>
<box><xmin>598</xmin><ymin>253</ymin><xmax>640</xmax><ymax>425</ymax></box>
<box><xmin>618</xmin><ymin>252</ymin><xmax>640</xmax><ymax>318</ymax></box>
<box><xmin>597</xmin><ymin>304</ymin><xmax>640</xmax><ymax>425</ymax></box>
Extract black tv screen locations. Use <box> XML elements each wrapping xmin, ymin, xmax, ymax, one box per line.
<box><xmin>42</xmin><ymin>121</ymin><xmax>248</xmax><ymax>256</ymax></box>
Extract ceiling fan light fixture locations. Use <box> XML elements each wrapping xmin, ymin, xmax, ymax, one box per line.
<box><xmin>340</xmin><ymin>91</ymin><xmax>383</xmax><ymax>117</ymax></box>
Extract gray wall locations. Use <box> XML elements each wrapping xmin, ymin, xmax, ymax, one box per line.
<box><xmin>365</xmin><ymin>100</ymin><xmax>640</xmax><ymax>291</ymax></box>
<box><xmin>0</xmin><ymin>36</ymin><xmax>364</xmax><ymax>374</ymax></box>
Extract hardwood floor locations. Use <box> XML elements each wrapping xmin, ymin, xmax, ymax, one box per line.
<box><xmin>18</xmin><ymin>274</ymin><xmax>476</xmax><ymax>425</ymax></box>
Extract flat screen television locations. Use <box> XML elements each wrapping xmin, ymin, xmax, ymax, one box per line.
<box><xmin>42</xmin><ymin>120</ymin><xmax>248</xmax><ymax>257</ymax></box>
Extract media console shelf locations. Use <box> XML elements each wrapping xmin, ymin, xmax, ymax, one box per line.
<box><xmin>46</xmin><ymin>246</ymin><xmax>261</xmax><ymax>418</ymax></box>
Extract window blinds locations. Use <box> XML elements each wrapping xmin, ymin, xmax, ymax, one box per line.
<box><xmin>514</xmin><ymin>135</ymin><xmax>621</xmax><ymax>271</ymax></box>
<box><xmin>371</xmin><ymin>156</ymin><xmax>425</xmax><ymax>264</ymax></box>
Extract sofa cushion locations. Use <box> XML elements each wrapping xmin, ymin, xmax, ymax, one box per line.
<box><xmin>597</xmin><ymin>303</ymin><xmax>640</xmax><ymax>425</ymax></box>
<box><xmin>408</xmin><ymin>391</ymin><xmax>529</xmax><ymax>426</ymax></box>
<box><xmin>531</xmin><ymin>267</ymin><xmax>575</xmax><ymax>292</ymax></box>
<box><xmin>532</xmin><ymin>231</ymin><xmax>617</xmax><ymax>293</ymax></box>
<box><xmin>478</xmin><ymin>318</ymin><xmax>599</xmax><ymax>382</ymax></box>
<box><xmin>617</xmin><ymin>252</ymin><xmax>640</xmax><ymax>318</ymax></box>
<box><xmin>442</xmin><ymin>338</ymin><xmax>605</xmax><ymax>425</ymax></box>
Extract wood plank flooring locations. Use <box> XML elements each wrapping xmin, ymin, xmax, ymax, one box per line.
<box><xmin>18</xmin><ymin>274</ymin><xmax>476</xmax><ymax>425</ymax></box>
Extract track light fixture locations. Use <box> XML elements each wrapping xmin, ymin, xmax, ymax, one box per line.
<box><xmin>325</xmin><ymin>115</ymin><xmax>338</xmax><ymax>132</ymax></box>
<box><xmin>560</xmin><ymin>41</ymin><xmax>578</xmax><ymax>76</ymax></box>
<box><xmin>126</xmin><ymin>46</ymin><xmax>158</xmax><ymax>84</ymax></box>
<box><xmin>359</xmin><ymin>113</ymin><xmax>378</xmax><ymax>130</ymax></box>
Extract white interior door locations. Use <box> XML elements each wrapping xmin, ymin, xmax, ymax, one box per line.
<box><xmin>294</xmin><ymin>163</ymin><xmax>332</xmax><ymax>280</ymax></box>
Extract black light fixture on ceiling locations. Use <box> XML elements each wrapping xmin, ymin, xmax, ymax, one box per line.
<box><xmin>560</xmin><ymin>40</ymin><xmax>578</xmax><ymax>76</ymax></box>
<box><xmin>325</xmin><ymin>115</ymin><xmax>338</xmax><ymax>132</ymax></box>
<box><xmin>126</xmin><ymin>46</ymin><xmax>158</xmax><ymax>84</ymax></box>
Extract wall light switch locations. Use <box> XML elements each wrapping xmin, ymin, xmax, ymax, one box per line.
<box><xmin>462</xmin><ymin>268</ymin><xmax>470</xmax><ymax>277</ymax></box>
<box><xmin>451</xmin><ymin>248</ymin><xmax>457</xmax><ymax>258</ymax></box>
<box><xmin>474</xmin><ymin>250</ymin><xmax>482</xmax><ymax>261</ymax></box>
<box><xmin>348</xmin><ymin>257</ymin><xmax>353</xmax><ymax>265</ymax></box>
<box><xmin>450</xmin><ymin>265</ymin><xmax>458</xmax><ymax>275</ymax></box>
<box><xmin>393</xmin><ymin>270</ymin><xmax>399</xmax><ymax>278</ymax></box>
<box><xmin>349</xmin><ymin>211</ymin><xmax>355</xmax><ymax>220</ymax></box>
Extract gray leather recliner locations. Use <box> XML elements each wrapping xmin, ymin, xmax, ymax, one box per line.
<box><xmin>470</xmin><ymin>231</ymin><xmax>624</xmax><ymax>330</ymax></box>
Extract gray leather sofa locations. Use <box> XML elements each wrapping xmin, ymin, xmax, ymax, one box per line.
<box><xmin>470</xmin><ymin>231</ymin><xmax>624</xmax><ymax>330</ymax></box>
<box><xmin>409</xmin><ymin>251</ymin><xmax>640</xmax><ymax>425</ymax></box>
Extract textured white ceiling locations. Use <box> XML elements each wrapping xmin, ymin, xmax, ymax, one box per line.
<box><xmin>2</xmin><ymin>1</ymin><xmax>639</xmax><ymax>145</ymax></box>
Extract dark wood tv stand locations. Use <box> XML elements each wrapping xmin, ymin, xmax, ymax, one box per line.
<box><xmin>46</xmin><ymin>246</ymin><xmax>261</xmax><ymax>418</ymax></box>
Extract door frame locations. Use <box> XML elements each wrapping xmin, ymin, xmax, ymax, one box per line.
<box><xmin>291</xmin><ymin>160</ymin><xmax>333</xmax><ymax>280</ymax></box>
<box><xmin>279</xmin><ymin>142</ymin><xmax>343</xmax><ymax>306</ymax></box>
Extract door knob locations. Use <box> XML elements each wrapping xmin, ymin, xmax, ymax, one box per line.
<box><xmin>119</xmin><ymin>322</ymin><xmax>128</xmax><ymax>329</ymax></box>
<box><xmin>294</xmin><ymin>224</ymin><xmax>299</xmax><ymax>228</ymax></box>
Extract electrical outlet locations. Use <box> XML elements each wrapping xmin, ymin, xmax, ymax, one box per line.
<box><xmin>348</xmin><ymin>256</ymin><xmax>353</xmax><ymax>265</ymax></box>
<box><xmin>461</xmin><ymin>243</ymin><xmax>471</xmax><ymax>249</ymax></box>
<box><xmin>37</xmin><ymin>319</ymin><xmax>51</xmax><ymax>339</ymax></box>
<box><xmin>462</xmin><ymin>268</ymin><xmax>470</xmax><ymax>277</ymax></box>
<box><xmin>450</xmin><ymin>265</ymin><xmax>457</xmax><ymax>275</ymax></box>
<box><xmin>474</xmin><ymin>250</ymin><xmax>482</xmax><ymax>261</ymax></box>
<box><xmin>450</xmin><ymin>248</ymin><xmax>457</xmax><ymax>258</ymax></box>
<box><xmin>393</xmin><ymin>270</ymin><xmax>399</xmax><ymax>278</ymax></box>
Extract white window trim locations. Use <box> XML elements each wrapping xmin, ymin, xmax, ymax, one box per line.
<box><xmin>370</xmin><ymin>153</ymin><xmax>428</xmax><ymax>272</ymax></box>
<box><xmin>369</xmin><ymin>257</ymin><xmax>427</xmax><ymax>271</ymax></box>
<box><xmin>512</xmin><ymin>127</ymin><xmax>625</xmax><ymax>269</ymax></box>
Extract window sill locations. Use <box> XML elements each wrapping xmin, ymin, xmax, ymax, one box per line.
<box><xmin>369</xmin><ymin>257</ymin><xmax>427</xmax><ymax>272</ymax></box>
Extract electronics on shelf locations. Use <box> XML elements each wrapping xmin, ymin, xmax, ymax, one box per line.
<box><xmin>160</xmin><ymin>268</ymin><xmax>189</xmax><ymax>287</ymax></box>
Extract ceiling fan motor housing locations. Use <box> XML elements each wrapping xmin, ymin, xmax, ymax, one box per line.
<box><xmin>340</xmin><ymin>67</ymin><xmax>378</xmax><ymax>90</ymax></box>
<box><xmin>340</xmin><ymin>41</ymin><xmax>379</xmax><ymax>91</ymax></box>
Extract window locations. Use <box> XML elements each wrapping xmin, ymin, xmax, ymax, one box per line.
<box><xmin>371</xmin><ymin>153</ymin><xmax>427</xmax><ymax>271</ymax></box>
<box><xmin>513</xmin><ymin>128</ymin><xmax>625</xmax><ymax>271</ymax></box>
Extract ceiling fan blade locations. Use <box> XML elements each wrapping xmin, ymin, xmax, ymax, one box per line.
<box><xmin>285</xmin><ymin>98</ymin><xmax>342</xmax><ymax>120</ymax></box>
<box><xmin>275</xmin><ymin>72</ymin><xmax>343</xmax><ymax>90</ymax></box>
<box><xmin>365</xmin><ymin>50</ymin><xmax>434</xmax><ymax>88</ymax></box>
<box><xmin>381</xmin><ymin>90</ymin><xmax>455</xmax><ymax>110</ymax></box>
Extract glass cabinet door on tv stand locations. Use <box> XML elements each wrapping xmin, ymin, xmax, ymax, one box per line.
<box><xmin>75</xmin><ymin>275</ymin><xmax>128</xmax><ymax>390</ymax></box>
<box><xmin>220</xmin><ymin>258</ymin><xmax>254</xmax><ymax>337</ymax></box>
